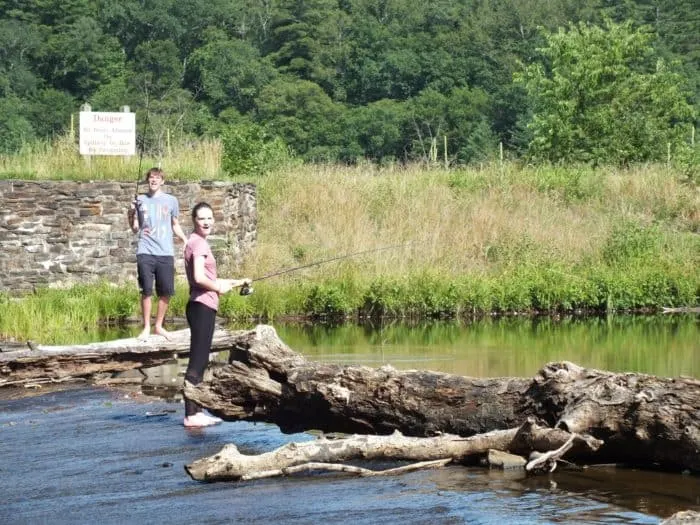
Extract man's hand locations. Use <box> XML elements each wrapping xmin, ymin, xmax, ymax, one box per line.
<box><xmin>127</xmin><ymin>200</ymin><xmax>139</xmax><ymax>233</ymax></box>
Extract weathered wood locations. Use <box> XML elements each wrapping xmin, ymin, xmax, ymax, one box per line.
<box><xmin>0</xmin><ymin>328</ymin><xmax>251</xmax><ymax>386</ymax></box>
<box><xmin>185</xmin><ymin>418</ymin><xmax>602</xmax><ymax>481</ymax></box>
<box><xmin>185</xmin><ymin>325</ymin><xmax>700</xmax><ymax>473</ymax></box>
<box><xmin>661</xmin><ymin>510</ymin><xmax>700</xmax><ymax>524</ymax></box>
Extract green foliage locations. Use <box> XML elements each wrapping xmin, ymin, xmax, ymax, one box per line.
<box><xmin>361</xmin><ymin>278</ymin><xmax>408</xmax><ymax>318</ymax></box>
<box><xmin>220</xmin><ymin>121</ymin><xmax>292</xmax><ymax>177</ymax></box>
<box><xmin>343</xmin><ymin>99</ymin><xmax>409</xmax><ymax>162</ymax></box>
<box><xmin>255</xmin><ymin>78</ymin><xmax>345</xmax><ymax>161</ymax></box>
<box><xmin>267</xmin><ymin>0</ymin><xmax>345</xmax><ymax>96</ymax></box>
<box><xmin>362</xmin><ymin>274</ymin><xmax>466</xmax><ymax>319</ymax></box>
<box><xmin>0</xmin><ymin>96</ymin><xmax>36</xmax><ymax>153</ymax></box>
<box><xmin>601</xmin><ymin>222</ymin><xmax>661</xmax><ymax>265</ymax></box>
<box><xmin>130</xmin><ymin>39</ymin><xmax>182</xmax><ymax>98</ymax></box>
<box><xmin>1</xmin><ymin>1</ymin><xmax>699</xmax><ymax>165</ymax></box>
<box><xmin>40</xmin><ymin>17</ymin><xmax>125</xmax><ymax>99</ymax></box>
<box><xmin>587</xmin><ymin>265</ymin><xmax>698</xmax><ymax>311</ymax></box>
<box><xmin>523</xmin><ymin>165</ymin><xmax>604</xmax><ymax>202</ymax></box>
<box><xmin>29</xmin><ymin>89</ymin><xmax>76</xmax><ymax>138</ymax></box>
<box><xmin>304</xmin><ymin>283</ymin><xmax>356</xmax><ymax>318</ymax></box>
<box><xmin>0</xmin><ymin>19</ymin><xmax>42</xmax><ymax>97</ymax></box>
<box><xmin>186</xmin><ymin>31</ymin><xmax>277</xmax><ymax>114</ymax></box>
<box><xmin>515</xmin><ymin>19</ymin><xmax>696</xmax><ymax>165</ymax></box>
<box><xmin>409</xmin><ymin>87</ymin><xmax>497</xmax><ymax>164</ymax></box>
<box><xmin>671</xmin><ymin>142</ymin><xmax>700</xmax><ymax>184</ymax></box>
<box><xmin>446</xmin><ymin>170</ymin><xmax>491</xmax><ymax>193</ymax></box>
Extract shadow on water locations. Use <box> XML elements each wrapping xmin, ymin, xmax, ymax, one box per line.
<box><xmin>1</xmin><ymin>314</ymin><xmax>698</xmax><ymax>524</ymax></box>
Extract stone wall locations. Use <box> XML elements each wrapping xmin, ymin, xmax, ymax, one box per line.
<box><xmin>0</xmin><ymin>180</ymin><xmax>256</xmax><ymax>294</ymax></box>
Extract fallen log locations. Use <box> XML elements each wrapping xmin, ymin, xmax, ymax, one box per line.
<box><xmin>661</xmin><ymin>510</ymin><xmax>700</xmax><ymax>524</ymax></box>
<box><xmin>185</xmin><ymin>418</ymin><xmax>603</xmax><ymax>481</ymax></box>
<box><xmin>186</xmin><ymin>325</ymin><xmax>700</xmax><ymax>473</ymax></box>
<box><xmin>0</xmin><ymin>328</ymin><xmax>250</xmax><ymax>386</ymax></box>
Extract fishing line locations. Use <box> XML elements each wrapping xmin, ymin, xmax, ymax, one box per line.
<box><xmin>239</xmin><ymin>242</ymin><xmax>412</xmax><ymax>295</ymax></box>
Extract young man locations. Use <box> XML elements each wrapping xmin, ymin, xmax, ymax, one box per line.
<box><xmin>127</xmin><ymin>167</ymin><xmax>188</xmax><ymax>340</ymax></box>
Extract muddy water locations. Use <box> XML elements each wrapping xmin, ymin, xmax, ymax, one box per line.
<box><xmin>1</xmin><ymin>315</ymin><xmax>699</xmax><ymax>524</ymax></box>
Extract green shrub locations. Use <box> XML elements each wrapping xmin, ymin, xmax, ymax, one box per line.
<box><xmin>220</xmin><ymin>122</ymin><xmax>292</xmax><ymax>177</ymax></box>
<box><xmin>304</xmin><ymin>283</ymin><xmax>355</xmax><ymax>318</ymax></box>
<box><xmin>360</xmin><ymin>278</ymin><xmax>408</xmax><ymax>318</ymax></box>
<box><xmin>602</xmin><ymin>222</ymin><xmax>661</xmax><ymax>265</ymax></box>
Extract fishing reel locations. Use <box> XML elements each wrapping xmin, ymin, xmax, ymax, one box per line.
<box><xmin>240</xmin><ymin>282</ymin><xmax>254</xmax><ymax>296</ymax></box>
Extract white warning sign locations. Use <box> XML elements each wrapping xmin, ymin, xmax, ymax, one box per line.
<box><xmin>79</xmin><ymin>111</ymin><xmax>136</xmax><ymax>156</ymax></box>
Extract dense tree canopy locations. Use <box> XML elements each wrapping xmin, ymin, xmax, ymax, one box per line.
<box><xmin>515</xmin><ymin>19</ymin><xmax>696</xmax><ymax>164</ymax></box>
<box><xmin>0</xmin><ymin>0</ymin><xmax>697</xmax><ymax>166</ymax></box>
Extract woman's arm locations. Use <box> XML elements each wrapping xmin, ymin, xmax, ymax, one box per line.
<box><xmin>192</xmin><ymin>255</ymin><xmax>221</xmax><ymax>292</ymax></box>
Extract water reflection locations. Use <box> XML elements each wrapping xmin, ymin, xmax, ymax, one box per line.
<box><xmin>132</xmin><ymin>314</ymin><xmax>699</xmax><ymax>396</ymax></box>
<box><xmin>271</xmin><ymin>314</ymin><xmax>699</xmax><ymax>378</ymax></box>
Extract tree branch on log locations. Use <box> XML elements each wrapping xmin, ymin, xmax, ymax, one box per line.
<box><xmin>233</xmin><ymin>459</ymin><xmax>452</xmax><ymax>482</ymax></box>
<box><xmin>185</xmin><ymin>419</ymin><xmax>601</xmax><ymax>482</ymax></box>
<box><xmin>185</xmin><ymin>325</ymin><xmax>700</xmax><ymax>473</ymax></box>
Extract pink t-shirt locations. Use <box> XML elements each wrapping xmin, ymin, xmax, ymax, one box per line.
<box><xmin>184</xmin><ymin>232</ymin><xmax>218</xmax><ymax>311</ymax></box>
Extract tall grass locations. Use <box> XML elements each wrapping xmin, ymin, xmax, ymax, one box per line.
<box><xmin>0</xmin><ymin>138</ymin><xmax>698</xmax><ymax>343</ymax></box>
<box><xmin>0</xmin><ymin>134</ymin><xmax>224</xmax><ymax>181</ymax></box>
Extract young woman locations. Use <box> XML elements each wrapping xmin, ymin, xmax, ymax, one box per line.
<box><xmin>182</xmin><ymin>202</ymin><xmax>251</xmax><ymax>428</ymax></box>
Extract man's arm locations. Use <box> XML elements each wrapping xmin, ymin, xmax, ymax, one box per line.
<box><xmin>172</xmin><ymin>216</ymin><xmax>188</xmax><ymax>245</ymax></box>
<box><xmin>127</xmin><ymin>202</ymin><xmax>139</xmax><ymax>234</ymax></box>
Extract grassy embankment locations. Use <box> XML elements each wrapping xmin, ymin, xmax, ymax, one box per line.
<box><xmin>1</xmin><ymin>137</ymin><xmax>698</xmax><ymax>343</ymax></box>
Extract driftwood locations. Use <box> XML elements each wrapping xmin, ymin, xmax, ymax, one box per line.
<box><xmin>0</xmin><ymin>328</ymin><xmax>251</xmax><ymax>386</ymax></box>
<box><xmin>185</xmin><ymin>325</ymin><xmax>700</xmax><ymax>475</ymax></box>
<box><xmin>661</xmin><ymin>511</ymin><xmax>700</xmax><ymax>524</ymax></box>
<box><xmin>185</xmin><ymin>417</ymin><xmax>602</xmax><ymax>481</ymax></box>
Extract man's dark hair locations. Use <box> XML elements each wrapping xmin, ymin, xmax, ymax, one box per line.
<box><xmin>144</xmin><ymin>167</ymin><xmax>165</xmax><ymax>181</ymax></box>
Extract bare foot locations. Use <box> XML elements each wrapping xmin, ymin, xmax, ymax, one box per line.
<box><xmin>153</xmin><ymin>326</ymin><xmax>171</xmax><ymax>340</ymax></box>
<box><xmin>183</xmin><ymin>412</ymin><xmax>222</xmax><ymax>428</ymax></box>
<box><xmin>136</xmin><ymin>328</ymin><xmax>150</xmax><ymax>341</ymax></box>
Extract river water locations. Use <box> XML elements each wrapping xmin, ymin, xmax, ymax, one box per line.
<box><xmin>1</xmin><ymin>314</ymin><xmax>698</xmax><ymax>524</ymax></box>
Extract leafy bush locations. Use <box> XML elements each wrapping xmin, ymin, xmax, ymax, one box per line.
<box><xmin>526</xmin><ymin>166</ymin><xmax>604</xmax><ymax>202</ymax></box>
<box><xmin>602</xmin><ymin>222</ymin><xmax>661</xmax><ymax>265</ymax></box>
<box><xmin>304</xmin><ymin>284</ymin><xmax>355</xmax><ymax>318</ymax></box>
<box><xmin>220</xmin><ymin>121</ymin><xmax>291</xmax><ymax>177</ymax></box>
<box><xmin>360</xmin><ymin>278</ymin><xmax>408</xmax><ymax>318</ymax></box>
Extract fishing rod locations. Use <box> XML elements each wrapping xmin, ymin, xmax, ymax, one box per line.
<box><xmin>239</xmin><ymin>242</ymin><xmax>412</xmax><ymax>295</ymax></box>
<box><xmin>133</xmin><ymin>99</ymin><xmax>150</xmax><ymax>229</ymax></box>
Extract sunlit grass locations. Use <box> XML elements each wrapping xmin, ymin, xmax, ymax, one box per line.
<box><xmin>0</xmin><ymin>134</ymin><xmax>224</xmax><ymax>182</ymax></box>
<box><xmin>1</xmin><ymin>138</ymin><xmax>698</xmax><ymax>343</ymax></box>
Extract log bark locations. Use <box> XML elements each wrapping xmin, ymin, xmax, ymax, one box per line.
<box><xmin>0</xmin><ymin>328</ymin><xmax>251</xmax><ymax>386</ymax></box>
<box><xmin>185</xmin><ymin>325</ymin><xmax>700</xmax><ymax>473</ymax></box>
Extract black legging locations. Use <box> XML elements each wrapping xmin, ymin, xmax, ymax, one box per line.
<box><xmin>184</xmin><ymin>300</ymin><xmax>217</xmax><ymax>416</ymax></box>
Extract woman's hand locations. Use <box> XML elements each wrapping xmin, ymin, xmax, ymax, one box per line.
<box><xmin>216</xmin><ymin>279</ymin><xmax>235</xmax><ymax>294</ymax></box>
<box><xmin>216</xmin><ymin>278</ymin><xmax>252</xmax><ymax>294</ymax></box>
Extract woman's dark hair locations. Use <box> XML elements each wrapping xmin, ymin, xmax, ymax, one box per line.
<box><xmin>191</xmin><ymin>202</ymin><xmax>213</xmax><ymax>222</ymax></box>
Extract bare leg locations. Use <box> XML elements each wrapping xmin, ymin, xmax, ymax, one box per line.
<box><xmin>137</xmin><ymin>295</ymin><xmax>152</xmax><ymax>341</ymax></box>
<box><xmin>153</xmin><ymin>296</ymin><xmax>171</xmax><ymax>340</ymax></box>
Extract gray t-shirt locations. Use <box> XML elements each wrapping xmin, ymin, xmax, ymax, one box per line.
<box><xmin>136</xmin><ymin>192</ymin><xmax>179</xmax><ymax>256</ymax></box>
